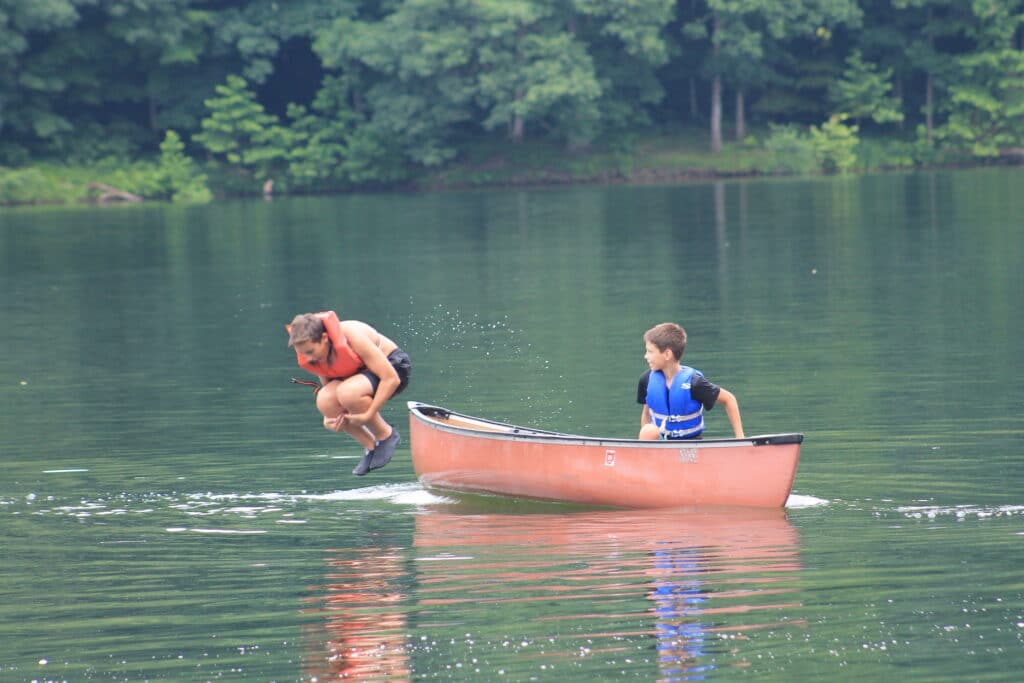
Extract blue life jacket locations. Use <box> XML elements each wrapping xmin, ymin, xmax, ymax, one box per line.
<box><xmin>646</xmin><ymin>366</ymin><xmax>705</xmax><ymax>439</ymax></box>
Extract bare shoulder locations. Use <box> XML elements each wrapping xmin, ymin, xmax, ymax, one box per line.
<box><xmin>339</xmin><ymin>320</ymin><xmax>397</xmax><ymax>353</ymax></box>
<box><xmin>338</xmin><ymin>319</ymin><xmax>377</xmax><ymax>338</ymax></box>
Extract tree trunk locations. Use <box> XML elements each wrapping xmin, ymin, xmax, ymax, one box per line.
<box><xmin>709</xmin><ymin>16</ymin><xmax>722</xmax><ymax>153</ymax></box>
<box><xmin>689</xmin><ymin>77</ymin><xmax>699</xmax><ymax>120</ymax></box>
<box><xmin>924</xmin><ymin>6</ymin><xmax>934</xmax><ymax>143</ymax></box>
<box><xmin>87</xmin><ymin>182</ymin><xmax>143</xmax><ymax>204</ymax></box>
<box><xmin>925</xmin><ymin>72</ymin><xmax>934</xmax><ymax>143</ymax></box>
<box><xmin>895</xmin><ymin>79</ymin><xmax>904</xmax><ymax>130</ymax></box>
<box><xmin>511</xmin><ymin>24</ymin><xmax>526</xmax><ymax>144</ymax></box>
<box><xmin>710</xmin><ymin>76</ymin><xmax>722</xmax><ymax>153</ymax></box>
<box><xmin>735</xmin><ymin>89</ymin><xmax>745</xmax><ymax>141</ymax></box>
<box><xmin>511</xmin><ymin>96</ymin><xmax>525</xmax><ymax>144</ymax></box>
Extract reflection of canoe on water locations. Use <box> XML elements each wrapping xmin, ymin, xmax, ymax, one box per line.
<box><xmin>408</xmin><ymin>401</ymin><xmax>803</xmax><ymax>509</ymax></box>
<box><xmin>412</xmin><ymin>507</ymin><xmax>803</xmax><ymax>679</ymax></box>
<box><xmin>414</xmin><ymin>506</ymin><xmax>799</xmax><ymax>558</ymax></box>
<box><xmin>303</xmin><ymin>507</ymin><xmax>801</xmax><ymax>680</ymax></box>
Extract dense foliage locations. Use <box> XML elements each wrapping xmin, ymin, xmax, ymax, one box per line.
<box><xmin>1</xmin><ymin>0</ymin><xmax>1021</xmax><ymax>201</ymax></box>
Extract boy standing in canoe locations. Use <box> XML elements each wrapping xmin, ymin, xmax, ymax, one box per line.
<box><xmin>637</xmin><ymin>322</ymin><xmax>744</xmax><ymax>440</ymax></box>
<box><xmin>287</xmin><ymin>311</ymin><xmax>411</xmax><ymax>475</ymax></box>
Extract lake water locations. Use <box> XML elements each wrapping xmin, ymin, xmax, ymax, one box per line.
<box><xmin>1</xmin><ymin>168</ymin><xmax>1022</xmax><ymax>681</ymax></box>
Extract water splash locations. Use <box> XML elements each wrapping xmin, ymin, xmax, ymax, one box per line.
<box><xmin>201</xmin><ymin>482</ymin><xmax>452</xmax><ymax>506</ymax></box>
<box><xmin>896</xmin><ymin>504</ymin><xmax>1024</xmax><ymax>521</ymax></box>
<box><xmin>786</xmin><ymin>493</ymin><xmax>829</xmax><ymax>508</ymax></box>
<box><xmin>402</xmin><ymin>303</ymin><xmax>570</xmax><ymax>426</ymax></box>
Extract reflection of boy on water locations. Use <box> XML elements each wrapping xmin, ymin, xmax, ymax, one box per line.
<box><xmin>287</xmin><ymin>311</ymin><xmax>411</xmax><ymax>475</ymax></box>
<box><xmin>305</xmin><ymin>547</ymin><xmax>411</xmax><ymax>681</ymax></box>
<box><xmin>637</xmin><ymin>322</ymin><xmax>744</xmax><ymax>440</ymax></box>
<box><xmin>651</xmin><ymin>547</ymin><xmax>713</xmax><ymax>680</ymax></box>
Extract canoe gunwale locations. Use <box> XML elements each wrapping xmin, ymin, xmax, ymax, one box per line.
<box><xmin>408</xmin><ymin>401</ymin><xmax>803</xmax><ymax>448</ymax></box>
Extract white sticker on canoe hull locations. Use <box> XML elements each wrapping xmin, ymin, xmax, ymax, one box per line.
<box><xmin>679</xmin><ymin>447</ymin><xmax>698</xmax><ymax>463</ymax></box>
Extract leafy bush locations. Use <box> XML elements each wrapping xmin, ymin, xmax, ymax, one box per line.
<box><xmin>0</xmin><ymin>143</ymin><xmax>31</xmax><ymax>166</ymax></box>
<box><xmin>0</xmin><ymin>167</ymin><xmax>67</xmax><ymax>205</ymax></box>
<box><xmin>856</xmin><ymin>137</ymin><xmax>916</xmax><ymax>170</ymax></box>
<box><xmin>156</xmin><ymin>131</ymin><xmax>213</xmax><ymax>203</ymax></box>
<box><xmin>762</xmin><ymin>125</ymin><xmax>817</xmax><ymax>175</ymax></box>
<box><xmin>910</xmin><ymin>126</ymin><xmax>953</xmax><ymax>166</ymax></box>
<box><xmin>809</xmin><ymin>115</ymin><xmax>859</xmax><ymax>173</ymax></box>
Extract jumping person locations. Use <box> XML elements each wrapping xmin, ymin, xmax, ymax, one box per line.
<box><xmin>287</xmin><ymin>311</ymin><xmax>411</xmax><ymax>475</ymax></box>
<box><xmin>637</xmin><ymin>322</ymin><xmax>743</xmax><ymax>440</ymax></box>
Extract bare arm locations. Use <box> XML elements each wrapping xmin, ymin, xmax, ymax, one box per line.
<box><xmin>715</xmin><ymin>388</ymin><xmax>745</xmax><ymax>438</ymax></box>
<box><xmin>640</xmin><ymin>404</ymin><xmax>651</xmax><ymax>429</ymax></box>
<box><xmin>342</xmin><ymin>322</ymin><xmax>400</xmax><ymax>422</ymax></box>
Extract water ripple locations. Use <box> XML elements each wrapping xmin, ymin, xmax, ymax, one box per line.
<box><xmin>302</xmin><ymin>507</ymin><xmax>804</xmax><ymax>680</ymax></box>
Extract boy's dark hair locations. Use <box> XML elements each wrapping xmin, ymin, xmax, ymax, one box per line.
<box><xmin>287</xmin><ymin>313</ymin><xmax>325</xmax><ymax>347</ymax></box>
<box><xmin>644</xmin><ymin>322</ymin><xmax>687</xmax><ymax>360</ymax></box>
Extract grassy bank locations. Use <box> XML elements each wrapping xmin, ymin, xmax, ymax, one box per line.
<box><xmin>0</xmin><ymin>126</ymin><xmax>1003</xmax><ymax>208</ymax></box>
<box><xmin>419</xmin><ymin>129</ymin><xmax>772</xmax><ymax>190</ymax></box>
<box><xmin>0</xmin><ymin>160</ymin><xmax>171</xmax><ymax>207</ymax></box>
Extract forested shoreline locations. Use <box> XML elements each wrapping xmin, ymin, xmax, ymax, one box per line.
<box><xmin>2</xmin><ymin>0</ymin><xmax>1022</xmax><ymax>206</ymax></box>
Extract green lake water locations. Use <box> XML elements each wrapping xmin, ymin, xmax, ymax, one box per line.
<box><xmin>1</xmin><ymin>168</ymin><xmax>1022</xmax><ymax>681</ymax></box>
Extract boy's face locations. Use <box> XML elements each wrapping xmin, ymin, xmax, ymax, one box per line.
<box><xmin>644</xmin><ymin>341</ymin><xmax>674</xmax><ymax>371</ymax></box>
<box><xmin>294</xmin><ymin>333</ymin><xmax>330</xmax><ymax>364</ymax></box>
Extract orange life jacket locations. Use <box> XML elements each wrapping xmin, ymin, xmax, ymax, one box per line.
<box><xmin>287</xmin><ymin>311</ymin><xmax>365</xmax><ymax>380</ymax></box>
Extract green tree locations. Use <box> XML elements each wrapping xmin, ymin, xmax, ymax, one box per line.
<box><xmin>100</xmin><ymin>0</ymin><xmax>217</xmax><ymax>136</ymax></box>
<box><xmin>315</xmin><ymin>0</ymin><xmax>672</xmax><ymax>174</ymax></box>
<box><xmin>879</xmin><ymin>0</ymin><xmax>1024</xmax><ymax>155</ymax></box>
<box><xmin>216</xmin><ymin>0</ymin><xmax>356</xmax><ymax>82</ymax></box>
<box><xmin>315</xmin><ymin>5</ymin><xmax>477</xmax><ymax>172</ymax></box>
<box><xmin>286</xmin><ymin>76</ymin><xmax>357</xmax><ymax>189</ymax></box>
<box><xmin>875</xmin><ymin>0</ymin><xmax>974</xmax><ymax>144</ymax></box>
<box><xmin>940</xmin><ymin>49</ymin><xmax>1024</xmax><ymax>157</ymax></box>
<box><xmin>194</xmin><ymin>74</ymin><xmax>292</xmax><ymax>183</ymax></box>
<box><xmin>829</xmin><ymin>50</ymin><xmax>904</xmax><ymax>126</ymax></box>
<box><xmin>475</xmin><ymin>17</ymin><xmax>602</xmax><ymax>147</ymax></box>
<box><xmin>682</xmin><ymin>0</ymin><xmax>862</xmax><ymax>153</ymax></box>
<box><xmin>156</xmin><ymin>129</ymin><xmax>212</xmax><ymax>202</ymax></box>
<box><xmin>569</xmin><ymin>0</ymin><xmax>675</xmax><ymax>143</ymax></box>
<box><xmin>0</xmin><ymin>0</ymin><xmax>87</xmax><ymax>158</ymax></box>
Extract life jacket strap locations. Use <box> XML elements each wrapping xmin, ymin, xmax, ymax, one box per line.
<box><xmin>649</xmin><ymin>409</ymin><xmax>704</xmax><ymax>439</ymax></box>
<box><xmin>649</xmin><ymin>408</ymin><xmax>703</xmax><ymax>423</ymax></box>
<box><xmin>290</xmin><ymin>377</ymin><xmax>322</xmax><ymax>395</ymax></box>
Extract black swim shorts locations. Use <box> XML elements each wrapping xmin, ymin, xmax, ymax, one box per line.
<box><xmin>360</xmin><ymin>348</ymin><xmax>411</xmax><ymax>397</ymax></box>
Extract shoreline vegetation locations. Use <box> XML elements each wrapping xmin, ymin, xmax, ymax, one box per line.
<box><xmin>4</xmin><ymin>3</ymin><xmax>1022</xmax><ymax>209</ymax></box>
<box><xmin>3</xmin><ymin>126</ymin><xmax>1021</xmax><ymax>209</ymax></box>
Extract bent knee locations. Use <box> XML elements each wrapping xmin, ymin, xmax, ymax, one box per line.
<box><xmin>638</xmin><ymin>424</ymin><xmax>662</xmax><ymax>441</ymax></box>
<box><xmin>334</xmin><ymin>375</ymin><xmax>374</xmax><ymax>405</ymax></box>
<box><xmin>316</xmin><ymin>383</ymin><xmax>343</xmax><ymax>415</ymax></box>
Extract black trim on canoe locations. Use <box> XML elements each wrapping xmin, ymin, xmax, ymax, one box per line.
<box><xmin>749</xmin><ymin>434</ymin><xmax>803</xmax><ymax>445</ymax></box>
<box><xmin>417</xmin><ymin>404</ymin><xmax>451</xmax><ymax>419</ymax></box>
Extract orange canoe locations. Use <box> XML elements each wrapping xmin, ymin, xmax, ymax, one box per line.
<box><xmin>408</xmin><ymin>402</ymin><xmax>802</xmax><ymax>509</ymax></box>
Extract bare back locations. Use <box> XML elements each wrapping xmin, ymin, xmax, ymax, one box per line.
<box><xmin>339</xmin><ymin>320</ymin><xmax>398</xmax><ymax>356</ymax></box>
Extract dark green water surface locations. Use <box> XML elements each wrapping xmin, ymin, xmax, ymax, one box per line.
<box><xmin>1</xmin><ymin>168</ymin><xmax>1022</xmax><ymax>681</ymax></box>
